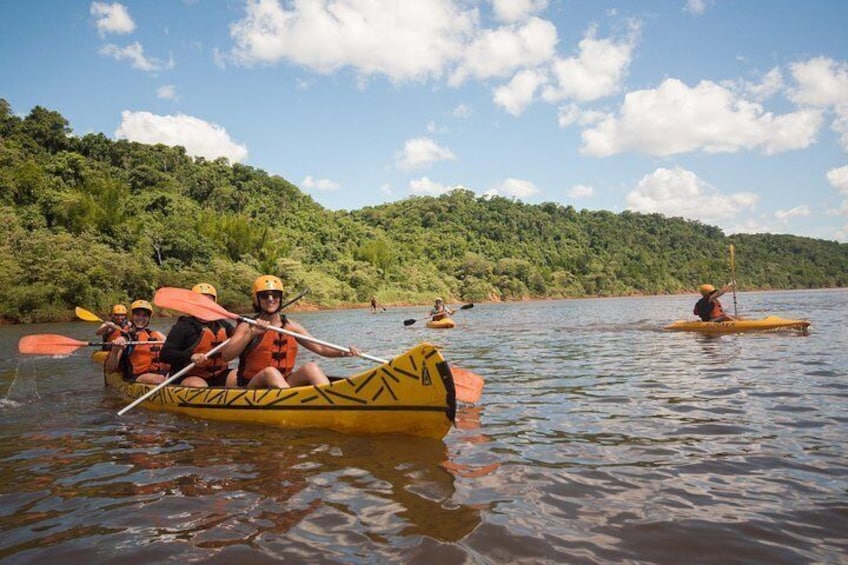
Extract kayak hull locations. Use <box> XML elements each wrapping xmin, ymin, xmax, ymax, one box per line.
<box><xmin>665</xmin><ymin>315</ymin><xmax>810</xmax><ymax>334</ymax></box>
<box><xmin>105</xmin><ymin>343</ymin><xmax>456</xmax><ymax>439</ymax></box>
<box><xmin>426</xmin><ymin>317</ymin><xmax>456</xmax><ymax>329</ymax></box>
<box><xmin>91</xmin><ymin>350</ymin><xmax>109</xmax><ymax>364</ymax></box>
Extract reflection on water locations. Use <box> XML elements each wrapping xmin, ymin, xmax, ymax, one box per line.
<box><xmin>1</xmin><ymin>289</ymin><xmax>847</xmax><ymax>562</ymax></box>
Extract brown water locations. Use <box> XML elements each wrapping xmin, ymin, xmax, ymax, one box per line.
<box><xmin>1</xmin><ymin>290</ymin><xmax>847</xmax><ymax>563</ymax></box>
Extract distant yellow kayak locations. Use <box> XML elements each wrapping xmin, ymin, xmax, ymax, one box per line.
<box><xmin>665</xmin><ymin>315</ymin><xmax>810</xmax><ymax>334</ymax></box>
<box><xmin>426</xmin><ymin>317</ymin><xmax>456</xmax><ymax>329</ymax></box>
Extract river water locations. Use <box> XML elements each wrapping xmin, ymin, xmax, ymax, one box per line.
<box><xmin>1</xmin><ymin>289</ymin><xmax>846</xmax><ymax>563</ymax></box>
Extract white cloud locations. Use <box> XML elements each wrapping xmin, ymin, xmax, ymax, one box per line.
<box><xmin>99</xmin><ymin>42</ymin><xmax>175</xmax><ymax>72</ymax></box>
<box><xmin>452</xmin><ymin>103</ymin><xmax>472</xmax><ymax>118</ymax></box>
<box><xmin>156</xmin><ymin>85</ymin><xmax>177</xmax><ymax>99</ymax></box>
<box><xmin>493</xmin><ymin>69</ymin><xmax>547</xmax><ymax>116</ymax></box>
<box><xmin>409</xmin><ymin>176</ymin><xmax>453</xmax><ymax>196</ymax></box>
<box><xmin>488</xmin><ymin>178</ymin><xmax>539</xmax><ymax>199</ymax></box>
<box><xmin>625</xmin><ymin>166</ymin><xmax>758</xmax><ymax>224</ymax></box>
<box><xmin>395</xmin><ymin>137</ymin><xmax>456</xmax><ymax>170</ymax></box>
<box><xmin>541</xmin><ymin>23</ymin><xmax>637</xmax><ymax>103</ymax></box>
<box><xmin>827</xmin><ymin>165</ymin><xmax>848</xmax><ymax>193</ymax></box>
<box><xmin>302</xmin><ymin>176</ymin><xmax>341</xmax><ymax>191</ymax></box>
<box><xmin>568</xmin><ymin>184</ymin><xmax>594</xmax><ymax>198</ymax></box>
<box><xmin>684</xmin><ymin>0</ymin><xmax>712</xmax><ymax>16</ymax></box>
<box><xmin>228</xmin><ymin>0</ymin><xmax>477</xmax><ymax>82</ymax></box>
<box><xmin>557</xmin><ymin>103</ymin><xmax>580</xmax><ymax>127</ymax></box>
<box><xmin>115</xmin><ymin>111</ymin><xmax>248</xmax><ymax>162</ymax></box>
<box><xmin>734</xmin><ymin>67</ymin><xmax>784</xmax><ymax>102</ymax></box>
<box><xmin>774</xmin><ymin>205</ymin><xmax>810</xmax><ymax>219</ymax></box>
<box><xmin>581</xmin><ymin>78</ymin><xmax>824</xmax><ymax>157</ymax></box>
<box><xmin>787</xmin><ymin>57</ymin><xmax>848</xmax><ymax>108</ymax></box>
<box><xmin>492</xmin><ymin>0</ymin><xmax>549</xmax><ymax>23</ymax></box>
<box><xmin>449</xmin><ymin>17</ymin><xmax>558</xmax><ymax>85</ymax></box>
<box><xmin>91</xmin><ymin>2</ymin><xmax>135</xmax><ymax>35</ymax></box>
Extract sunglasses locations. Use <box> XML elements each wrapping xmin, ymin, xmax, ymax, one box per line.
<box><xmin>258</xmin><ymin>291</ymin><xmax>282</xmax><ymax>301</ymax></box>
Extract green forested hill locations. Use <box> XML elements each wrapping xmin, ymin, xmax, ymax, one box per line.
<box><xmin>1</xmin><ymin>100</ymin><xmax>846</xmax><ymax>322</ymax></box>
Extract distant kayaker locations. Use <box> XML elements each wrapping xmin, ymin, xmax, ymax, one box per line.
<box><xmin>160</xmin><ymin>282</ymin><xmax>235</xmax><ymax>388</ymax></box>
<box><xmin>693</xmin><ymin>282</ymin><xmax>737</xmax><ymax>322</ymax></box>
<box><xmin>429</xmin><ymin>298</ymin><xmax>455</xmax><ymax>322</ymax></box>
<box><xmin>220</xmin><ymin>275</ymin><xmax>361</xmax><ymax>389</ymax></box>
<box><xmin>96</xmin><ymin>304</ymin><xmax>130</xmax><ymax>349</ymax></box>
<box><xmin>104</xmin><ymin>300</ymin><xmax>170</xmax><ymax>384</ymax></box>
<box><xmin>370</xmin><ymin>296</ymin><xmax>378</xmax><ymax>313</ymax></box>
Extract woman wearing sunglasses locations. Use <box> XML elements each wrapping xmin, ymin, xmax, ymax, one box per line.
<box><xmin>221</xmin><ymin>275</ymin><xmax>360</xmax><ymax>389</ymax></box>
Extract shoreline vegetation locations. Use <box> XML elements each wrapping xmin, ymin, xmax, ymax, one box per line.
<box><xmin>2</xmin><ymin>100</ymin><xmax>847</xmax><ymax>324</ymax></box>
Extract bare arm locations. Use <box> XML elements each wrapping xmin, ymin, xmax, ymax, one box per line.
<box><xmin>288</xmin><ymin>319</ymin><xmax>359</xmax><ymax>358</ymax></box>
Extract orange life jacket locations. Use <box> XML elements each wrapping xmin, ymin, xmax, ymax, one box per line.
<box><xmin>124</xmin><ymin>328</ymin><xmax>169</xmax><ymax>378</ymax></box>
<box><xmin>238</xmin><ymin>324</ymin><xmax>298</xmax><ymax>381</ymax></box>
<box><xmin>694</xmin><ymin>297</ymin><xmax>726</xmax><ymax>321</ymax></box>
<box><xmin>187</xmin><ymin>324</ymin><xmax>230</xmax><ymax>380</ymax></box>
<box><xmin>101</xmin><ymin>320</ymin><xmax>131</xmax><ymax>350</ymax></box>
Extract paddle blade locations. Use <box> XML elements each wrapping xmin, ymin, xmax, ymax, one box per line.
<box><xmin>153</xmin><ymin>287</ymin><xmax>237</xmax><ymax>322</ymax></box>
<box><xmin>451</xmin><ymin>367</ymin><xmax>484</xmax><ymax>404</ymax></box>
<box><xmin>459</xmin><ymin>303</ymin><xmax>474</xmax><ymax>310</ymax></box>
<box><xmin>19</xmin><ymin>334</ymin><xmax>88</xmax><ymax>355</ymax></box>
<box><xmin>75</xmin><ymin>307</ymin><xmax>103</xmax><ymax>322</ymax></box>
<box><xmin>403</xmin><ymin>318</ymin><xmax>417</xmax><ymax>326</ymax></box>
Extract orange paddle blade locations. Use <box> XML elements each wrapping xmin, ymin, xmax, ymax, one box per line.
<box><xmin>154</xmin><ymin>287</ymin><xmax>237</xmax><ymax>322</ymax></box>
<box><xmin>19</xmin><ymin>334</ymin><xmax>89</xmax><ymax>355</ymax></box>
<box><xmin>451</xmin><ymin>367</ymin><xmax>484</xmax><ymax>404</ymax></box>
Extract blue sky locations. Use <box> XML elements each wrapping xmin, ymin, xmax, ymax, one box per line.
<box><xmin>2</xmin><ymin>1</ymin><xmax>847</xmax><ymax>241</ymax></box>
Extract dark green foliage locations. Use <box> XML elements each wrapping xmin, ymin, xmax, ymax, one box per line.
<box><xmin>1</xmin><ymin>99</ymin><xmax>846</xmax><ymax>322</ymax></box>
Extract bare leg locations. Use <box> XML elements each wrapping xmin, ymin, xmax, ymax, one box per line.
<box><xmin>247</xmin><ymin>367</ymin><xmax>289</xmax><ymax>389</ymax></box>
<box><xmin>135</xmin><ymin>372</ymin><xmax>166</xmax><ymax>385</ymax></box>
<box><xmin>287</xmin><ymin>362</ymin><xmax>330</xmax><ymax>387</ymax></box>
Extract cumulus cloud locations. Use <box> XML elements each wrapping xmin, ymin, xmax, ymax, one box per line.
<box><xmin>568</xmin><ymin>184</ymin><xmax>594</xmax><ymax>198</ymax></box>
<box><xmin>228</xmin><ymin>0</ymin><xmax>477</xmax><ymax>82</ymax></box>
<box><xmin>684</xmin><ymin>0</ymin><xmax>712</xmax><ymax>16</ymax></box>
<box><xmin>541</xmin><ymin>23</ymin><xmax>637</xmax><ymax>104</ymax></box>
<box><xmin>91</xmin><ymin>2</ymin><xmax>135</xmax><ymax>35</ymax></box>
<box><xmin>774</xmin><ymin>205</ymin><xmax>810</xmax><ymax>219</ymax></box>
<box><xmin>492</xmin><ymin>0</ymin><xmax>549</xmax><ymax>22</ymax></box>
<box><xmin>827</xmin><ymin>165</ymin><xmax>848</xmax><ymax>194</ymax></box>
<box><xmin>156</xmin><ymin>85</ymin><xmax>177</xmax><ymax>99</ymax></box>
<box><xmin>302</xmin><ymin>176</ymin><xmax>341</xmax><ymax>191</ymax></box>
<box><xmin>487</xmin><ymin>178</ymin><xmax>540</xmax><ymax>199</ymax></box>
<box><xmin>625</xmin><ymin>167</ymin><xmax>758</xmax><ymax>224</ymax></box>
<box><xmin>115</xmin><ymin>111</ymin><xmax>248</xmax><ymax>162</ymax></box>
<box><xmin>99</xmin><ymin>41</ymin><xmax>175</xmax><ymax>71</ymax></box>
<box><xmin>787</xmin><ymin>57</ymin><xmax>848</xmax><ymax>108</ymax></box>
<box><xmin>581</xmin><ymin>78</ymin><xmax>824</xmax><ymax>157</ymax></box>
<box><xmin>448</xmin><ymin>17</ymin><xmax>558</xmax><ymax>85</ymax></box>
<box><xmin>409</xmin><ymin>176</ymin><xmax>453</xmax><ymax>196</ymax></box>
<box><xmin>494</xmin><ymin>69</ymin><xmax>547</xmax><ymax>116</ymax></box>
<box><xmin>395</xmin><ymin>137</ymin><xmax>456</xmax><ymax>170</ymax></box>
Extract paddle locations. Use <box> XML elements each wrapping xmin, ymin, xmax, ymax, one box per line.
<box><xmin>153</xmin><ymin>287</ymin><xmax>483</xmax><ymax>403</ymax></box>
<box><xmin>116</xmin><ymin>338</ymin><xmax>232</xmax><ymax>416</ymax></box>
<box><xmin>729</xmin><ymin>243</ymin><xmax>738</xmax><ymax>318</ymax></box>
<box><xmin>18</xmin><ymin>334</ymin><xmax>163</xmax><ymax>356</ymax></box>
<box><xmin>403</xmin><ymin>303</ymin><xmax>474</xmax><ymax>326</ymax></box>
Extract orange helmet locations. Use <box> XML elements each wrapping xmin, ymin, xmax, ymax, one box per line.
<box><xmin>699</xmin><ymin>284</ymin><xmax>715</xmax><ymax>296</ymax></box>
<box><xmin>130</xmin><ymin>300</ymin><xmax>153</xmax><ymax>313</ymax></box>
<box><xmin>112</xmin><ymin>304</ymin><xmax>128</xmax><ymax>315</ymax></box>
<box><xmin>252</xmin><ymin>275</ymin><xmax>284</xmax><ymax>300</ymax></box>
<box><xmin>191</xmin><ymin>282</ymin><xmax>217</xmax><ymax>300</ymax></box>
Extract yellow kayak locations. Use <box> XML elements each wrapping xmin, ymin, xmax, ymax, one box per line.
<box><xmin>665</xmin><ymin>315</ymin><xmax>810</xmax><ymax>334</ymax></box>
<box><xmin>105</xmin><ymin>343</ymin><xmax>456</xmax><ymax>439</ymax></box>
<box><xmin>91</xmin><ymin>350</ymin><xmax>109</xmax><ymax>364</ymax></box>
<box><xmin>426</xmin><ymin>317</ymin><xmax>456</xmax><ymax>329</ymax></box>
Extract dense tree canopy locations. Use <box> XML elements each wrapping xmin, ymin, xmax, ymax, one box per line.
<box><xmin>1</xmin><ymin>100</ymin><xmax>846</xmax><ymax>322</ymax></box>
